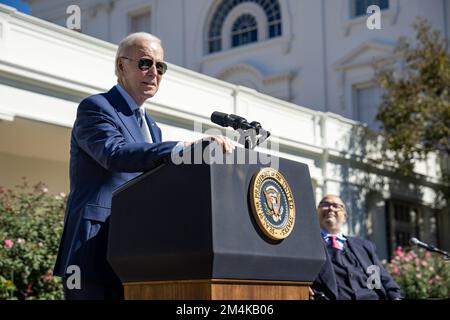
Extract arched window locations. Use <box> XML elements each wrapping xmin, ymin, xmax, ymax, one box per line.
<box><xmin>352</xmin><ymin>0</ymin><xmax>389</xmax><ymax>18</ymax></box>
<box><xmin>208</xmin><ymin>0</ymin><xmax>282</xmax><ymax>54</ymax></box>
<box><xmin>231</xmin><ymin>14</ymin><xmax>258</xmax><ymax>47</ymax></box>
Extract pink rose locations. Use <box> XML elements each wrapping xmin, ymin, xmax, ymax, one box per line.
<box><xmin>4</xmin><ymin>239</ymin><xmax>13</xmax><ymax>248</ymax></box>
<box><xmin>424</xmin><ymin>251</ymin><xmax>432</xmax><ymax>259</ymax></box>
<box><xmin>22</xmin><ymin>282</ymin><xmax>34</xmax><ymax>299</ymax></box>
<box><xmin>395</xmin><ymin>246</ymin><xmax>404</xmax><ymax>258</ymax></box>
<box><xmin>392</xmin><ymin>266</ymin><xmax>400</xmax><ymax>275</ymax></box>
<box><xmin>416</xmin><ymin>273</ymin><xmax>422</xmax><ymax>279</ymax></box>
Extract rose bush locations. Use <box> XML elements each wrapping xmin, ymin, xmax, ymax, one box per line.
<box><xmin>0</xmin><ymin>180</ymin><xmax>65</xmax><ymax>299</ymax></box>
<box><xmin>384</xmin><ymin>246</ymin><xmax>450</xmax><ymax>299</ymax></box>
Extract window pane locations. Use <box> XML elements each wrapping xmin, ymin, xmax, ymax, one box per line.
<box><xmin>231</xmin><ymin>14</ymin><xmax>258</xmax><ymax>47</ymax></box>
<box><xmin>130</xmin><ymin>11</ymin><xmax>151</xmax><ymax>33</ymax></box>
<box><xmin>269</xmin><ymin>23</ymin><xmax>281</xmax><ymax>38</ymax></box>
<box><xmin>209</xmin><ymin>39</ymin><xmax>221</xmax><ymax>53</ymax></box>
<box><xmin>387</xmin><ymin>200</ymin><xmax>439</xmax><ymax>259</ymax></box>
<box><xmin>355</xmin><ymin>86</ymin><xmax>381</xmax><ymax>131</ymax></box>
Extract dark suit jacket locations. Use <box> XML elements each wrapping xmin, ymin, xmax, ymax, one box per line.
<box><xmin>312</xmin><ymin>237</ymin><xmax>402</xmax><ymax>300</ymax></box>
<box><xmin>54</xmin><ymin>86</ymin><xmax>178</xmax><ymax>282</ymax></box>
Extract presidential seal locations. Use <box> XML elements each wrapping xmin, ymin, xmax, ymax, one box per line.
<box><xmin>249</xmin><ymin>168</ymin><xmax>296</xmax><ymax>240</ymax></box>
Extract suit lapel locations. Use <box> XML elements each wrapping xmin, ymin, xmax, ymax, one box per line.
<box><xmin>105</xmin><ymin>86</ymin><xmax>145</xmax><ymax>143</ymax></box>
<box><xmin>346</xmin><ymin>237</ymin><xmax>371</xmax><ymax>271</ymax></box>
<box><xmin>318</xmin><ymin>242</ymin><xmax>339</xmax><ymax>299</ymax></box>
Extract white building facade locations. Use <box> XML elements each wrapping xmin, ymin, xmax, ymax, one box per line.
<box><xmin>26</xmin><ymin>0</ymin><xmax>450</xmax><ymax>127</ymax></box>
<box><xmin>1</xmin><ymin>1</ymin><xmax>449</xmax><ymax>259</ymax></box>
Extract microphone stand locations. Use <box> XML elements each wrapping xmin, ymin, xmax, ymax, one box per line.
<box><xmin>435</xmin><ymin>250</ymin><xmax>450</xmax><ymax>261</ymax></box>
<box><xmin>238</xmin><ymin>126</ymin><xmax>271</xmax><ymax>150</ymax></box>
<box><xmin>428</xmin><ymin>248</ymin><xmax>450</xmax><ymax>261</ymax></box>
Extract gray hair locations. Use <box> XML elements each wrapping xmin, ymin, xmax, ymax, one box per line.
<box><xmin>115</xmin><ymin>32</ymin><xmax>162</xmax><ymax>76</ymax></box>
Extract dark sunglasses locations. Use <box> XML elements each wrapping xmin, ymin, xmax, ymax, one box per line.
<box><xmin>318</xmin><ymin>201</ymin><xmax>345</xmax><ymax>210</ymax></box>
<box><xmin>120</xmin><ymin>56</ymin><xmax>167</xmax><ymax>75</ymax></box>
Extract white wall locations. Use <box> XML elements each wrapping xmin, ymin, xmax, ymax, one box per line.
<box><xmin>25</xmin><ymin>0</ymin><xmax>448</xmax><ymax>121</ymax></box>
<box><xmin>0</xmin><ymin>152</ymin><xmax>69</xmax><ymax>194</ymax></box>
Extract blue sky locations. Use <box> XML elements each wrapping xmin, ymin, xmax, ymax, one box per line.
<box><xmin>0</xmin><ymin>0</ymin><xmax>31</xmax><ymax>14</ymax></box>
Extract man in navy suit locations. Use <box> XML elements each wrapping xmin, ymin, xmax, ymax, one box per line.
<box><xmin>54</xmin><ymin>32</ymin><xmax>234</xmax><ymax>300</ymax></box>
<box><xmin>311</xmin><ymin>195</ymin><xmax>402</xmax><ymax>300</ymax></box>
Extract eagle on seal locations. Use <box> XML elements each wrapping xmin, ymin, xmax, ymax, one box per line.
<box><xmin>263</xmin><ymin>186</ymin><xmax>283</xmax><ymax>222</ymax></box>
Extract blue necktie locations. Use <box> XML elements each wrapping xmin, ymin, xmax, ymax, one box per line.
<box><xmin>136</xmin><ymin>108</ymin><xmax>152</xmax><ymax>143</ymax></box>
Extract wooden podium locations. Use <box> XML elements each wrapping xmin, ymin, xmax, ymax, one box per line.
<box><xmin>107</xmin><ymin>144</ymin><xmax>325</xmax><ymax>300</ymax></box>
<box><xmin>123</xmin><ymin>279</ymin><xmax>310</xmax><ymax>300</ymax></box>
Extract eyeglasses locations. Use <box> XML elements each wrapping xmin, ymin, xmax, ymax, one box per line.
<box><xmin>120</xmin><ymin>56</ymin><xmax>168</xmax><ymax>75</ymax></box>
<box><xmin>318</xmin><ymin>201</ymin><xmax>345</xmax><ymax>210</ymax></box>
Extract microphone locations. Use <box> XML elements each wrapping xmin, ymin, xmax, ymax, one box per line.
<box><xmin>210</xmin><ymin>111</ymin><xmax>253</xmax><ymax>131</ymax></box>
<box><xmin>409</xmin><ymin>237</ymin><xmax>450</xmax><ymax>259</ymax></box>
<box><xmin>210</xmin><ymin>111</ymin><xmax>271</xmax><ymax>149</ymax></box>
<box><xmin>409</xmin><ymin>237</ymin><xmax>437</xmax><ymax>251</ymax></box>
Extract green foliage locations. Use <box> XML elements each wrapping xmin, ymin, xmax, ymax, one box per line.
<box><xmin>0</xmin><ymin>180</ymin><xmax>65</xmax><ymax>300</ymax></box>
<box><xmin>384</xmin><ymin>246</ymin><xmax>450</xmax><ymax>299</ymax></box>
<box><xmin>376</xmin><ymin>18</ymin><xmax>450</xmax><ymax>164</ymax></box>
<box><xmin>375</xmin><ymin>19</ymin><xmax>450</xmax><ymax>197</ymax></box>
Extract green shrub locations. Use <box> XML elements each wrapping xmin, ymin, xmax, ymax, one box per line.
<box><xmin>384</xmin><ymin>246</ymin><xmax>450</xmax><ymax>299</ymax></box>
<box><xmin>0</xmin><ymin>180</ymin><xmax>65</xmax><ymax>299</ymax></box>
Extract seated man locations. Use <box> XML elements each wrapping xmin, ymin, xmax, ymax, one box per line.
<box><xmin>311</xmin><ymin>194</ymin><xmax>402</xmax><ymax>300</ymax></box>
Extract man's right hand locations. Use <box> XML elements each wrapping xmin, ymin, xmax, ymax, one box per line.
<box><xmin>184</xmin><ymin>135</ymin><xmax>235</xmax><ymax>154</ymax></box>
